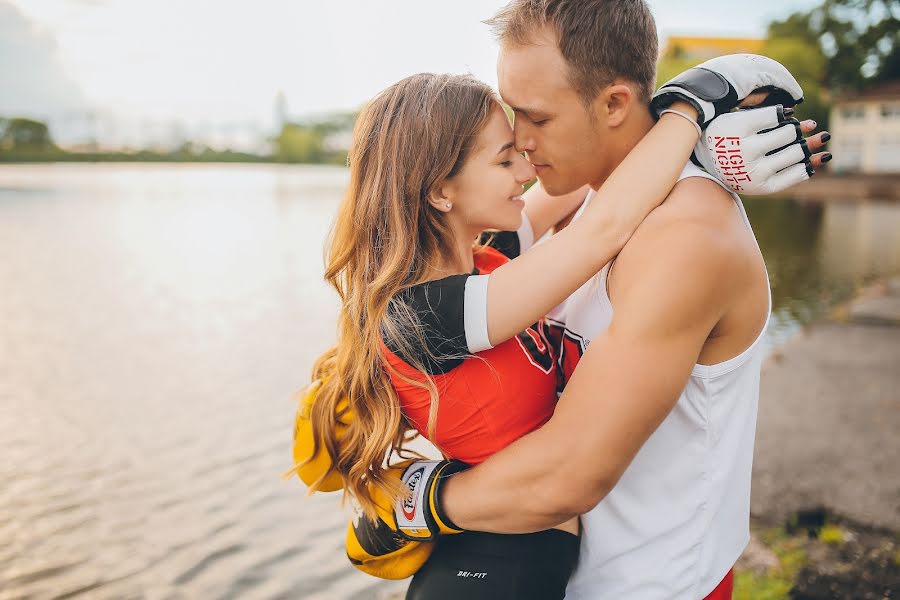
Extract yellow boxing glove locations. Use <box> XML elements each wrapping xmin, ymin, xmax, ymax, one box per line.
<box><xmin>346</xmin><ymin>459</ymin><xmax>469</xmax><ymax>579</ymax></box>
<box><xmin>346</xmin><ymin>460</ymin><xmax>434</xmax><ymax>579</ymax></box>
<box><xmin>291</xmin><ymin>379</ymin><xmax>352</xmax><ymax>492</ymax></box>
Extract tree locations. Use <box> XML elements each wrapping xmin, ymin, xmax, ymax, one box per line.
<box><xmin>0</xmin><ymin>118</ymin><xmax>56</xmax><ymax>152</ymax></box>
<box><xmin>274</xmin><ymin>123</ymin><xmax>326</xmax><ymax>163</ymax></box>
<box><xmin>768</xmin><ymin>0</ymin><xmax>899</xmax><ymax>93</ymax></box>
<box><xmin>760</xmin><ymin>37</ymin><xmax>831</xmax><ymax>128</ymax></box>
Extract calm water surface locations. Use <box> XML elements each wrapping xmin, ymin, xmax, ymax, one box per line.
<box><xmin>1</xmin><ymin>163</ymin><xmax>898</xmax><ymax>599</ymax></box>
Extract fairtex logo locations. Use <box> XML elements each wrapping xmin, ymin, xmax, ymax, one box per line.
<box><xmin>402</xmin><ymin>468</ymin><xmax>425</xmax><ymax>520</ymax></box>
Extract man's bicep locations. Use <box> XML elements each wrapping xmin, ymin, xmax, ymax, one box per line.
<box><xmin>550</xmin><ymin>228</ymin><xmax>734</xmax><ymax>488</ymax></box>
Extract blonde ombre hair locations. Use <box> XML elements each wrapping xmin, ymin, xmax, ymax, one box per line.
<box><xmin>297</xmin><ymin>73</ymin><xmax>498</xmax><ymax>520</ymax></box>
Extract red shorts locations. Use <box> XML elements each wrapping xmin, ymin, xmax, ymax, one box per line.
<box><xmin>703</xmin><ymin>568</ymin><xmax>734</xmax><ymax>600</ymax></box>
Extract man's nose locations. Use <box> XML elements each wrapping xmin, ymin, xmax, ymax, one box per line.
<box><xmin>513</xmin><ymin>122</ymin><xmax>535</xmax><ymax>154</ymax></box>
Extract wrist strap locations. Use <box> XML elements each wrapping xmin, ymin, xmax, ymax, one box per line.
<box><xmin>395</xmin><ymin>461</ymin><xmax>442</xmax><ymax>539</ymax></box>
<box><xmin>395</xmin><ymin>460</ymin><xmax>467</xmax><ymax>540</ymax></box>
<box><xmin>659</xmin><ymin>108</ymin><xmax>702</xmax><ymax>139</ymax></box>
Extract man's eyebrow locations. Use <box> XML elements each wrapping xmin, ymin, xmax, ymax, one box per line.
<box><xmin>510</xmin><ymin>106</ymin><xmax>548</xmax><ymax>119</ymax></box>
<box><xmin>496</xmin><ymin>141</ymin><xmax>515</xmax><ymax>155</ymax></box>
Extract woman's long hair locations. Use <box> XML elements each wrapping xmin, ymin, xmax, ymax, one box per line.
<box><xmin>297</xmin><ymin>73</ymin><xmax>497</xmax><ymax>520</ymax></box>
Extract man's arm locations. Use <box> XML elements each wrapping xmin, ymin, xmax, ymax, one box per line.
<box><xmin>441</xmin><ymin>181</ymin><xmax>750</xmax><ymax>533</ymax></box>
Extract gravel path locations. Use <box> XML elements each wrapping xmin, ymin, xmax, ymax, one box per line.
<box><xmin>751</xmin><ymin>278</ymin><xmax>900</xmax><ymax>530</ymax></box>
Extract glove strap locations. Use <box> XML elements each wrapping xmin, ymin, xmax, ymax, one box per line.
<box><xmin>651</xmin><ymin>67</ymin><xmax>739</xmax><ymax>125</ymax></box>
<box><xmin>395</xmin><ymin>460</ymin><xmax>468</xmax><ymax>541</ymax></box>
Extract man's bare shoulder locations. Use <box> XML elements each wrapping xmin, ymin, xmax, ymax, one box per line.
<box><xmin>643</xmin><ymin>176</ymin><xmax>738</xmax><ymax>232</ymax></box>
<box><xmin>609</xmin><ymin>176</ymin><xmax>755</xmax><ymax>305</ymax></box>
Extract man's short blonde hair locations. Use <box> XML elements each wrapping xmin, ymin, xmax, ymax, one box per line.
<box><xmin>485</xmin><ymin>0</ymin><xmax>658</xmax><ymax>104</ymax></box>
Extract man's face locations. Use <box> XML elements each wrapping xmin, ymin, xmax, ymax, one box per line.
<box><xmin>497</xmin><ymin>30</ymin><xmax>613</xmax><ymax>195</ymax></box>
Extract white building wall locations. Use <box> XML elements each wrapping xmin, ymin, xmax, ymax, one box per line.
<box><xmin>830</xmin><ymin>98</ymin><xmax>900</xmax><ymax>174</ymax></box>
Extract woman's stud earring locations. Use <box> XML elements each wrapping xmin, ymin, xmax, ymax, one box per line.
<box><xmin>445</xmin><ymin>202</ymin><xmax>452</xmax><ymax>209</ymax></box>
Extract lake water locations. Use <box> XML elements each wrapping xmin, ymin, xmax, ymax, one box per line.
<box><xmin>1</xmin><ymin>163</ymin><xmax>898</xmax><ymax>599</ymax></box>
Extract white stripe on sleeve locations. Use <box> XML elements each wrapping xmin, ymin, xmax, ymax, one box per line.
<box><xmin>463</xmin><ymin>274</ymin><xmax>493</xmax><ymax>353</ymax></box>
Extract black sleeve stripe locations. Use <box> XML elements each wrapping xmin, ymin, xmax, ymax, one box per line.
<box><xmin>384</xmin><ymin>275</ymin><xmax>470</xmax><ymax>375</ymax></box>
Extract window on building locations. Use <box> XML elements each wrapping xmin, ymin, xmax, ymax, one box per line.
<box><xmin>880</xmin><ymin>104</ymin><xmax>900</xmax><ymax>119</ymax></box>
<box><xmin>834</xmin><ymin>135</ymin><xmax>863</xmax><ymax>171</ymax></box>
<box><xmin>875</xmin><ymin>135</ymin><xmax>900</xmax><ymax>172</ymax></box>
<box><xmin>841</xmin><ymin>105</ymin><xmax>866</xmax><ymax>120</ymax></box>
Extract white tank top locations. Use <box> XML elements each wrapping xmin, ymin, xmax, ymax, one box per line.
<box><xmin>557</xmin><ymin>163</ymin><xmax>771</xmax><ymax>599</ymax></box>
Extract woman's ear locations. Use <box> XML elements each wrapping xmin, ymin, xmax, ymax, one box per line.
<box><xmin>427</xmin><ymin>181</ymin><xmax>455</xmax><ymax>213</ymax></box>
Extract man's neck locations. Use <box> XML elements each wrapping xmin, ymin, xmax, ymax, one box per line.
<box><xmin>589</xmin><ymin>106</ymin><xmax>657</xmax><ymax>191</ymax></box>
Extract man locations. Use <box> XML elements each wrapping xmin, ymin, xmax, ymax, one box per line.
<box><xmin>384</xmin><ymin>1</ymin><xmax>830</xmax><ymax>598</ymax></box>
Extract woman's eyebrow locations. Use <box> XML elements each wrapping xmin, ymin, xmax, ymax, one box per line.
<box><xmin>496</xmin><ymin>141</ymin><xmax>515</xmax><ymax>155</ymax></box>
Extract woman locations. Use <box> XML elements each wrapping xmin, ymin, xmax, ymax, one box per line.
<box><xmin>291</xmin><ymin>72</ymin><xmax>818</xmax><ymax>599</ymax></box>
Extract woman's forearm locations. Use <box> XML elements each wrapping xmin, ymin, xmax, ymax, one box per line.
<box><xmin>484</xmin><ymin>102</ymin><xmax>700</xmax><ymax>347</ymax></box>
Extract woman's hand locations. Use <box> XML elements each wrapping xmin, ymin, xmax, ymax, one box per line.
<box><xmin>741</xmin><ymin>90</ymin><xmax>831</xmax><ymax>174</ymax></box>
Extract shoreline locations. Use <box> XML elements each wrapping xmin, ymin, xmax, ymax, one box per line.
<box><xmin>777</xmin><ymin>173</ymin><xmax>900</xmax><ymax>203</ymax></box>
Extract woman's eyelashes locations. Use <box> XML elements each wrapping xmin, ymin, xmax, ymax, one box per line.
<box><xmin>499</xmin><ymin>160</ymin><xmax>513</xmax><ymax>167</ymax></box>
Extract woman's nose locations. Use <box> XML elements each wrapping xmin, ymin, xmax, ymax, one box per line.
<box><xmin>516</xmin><ymin>154</ymin><xmax>536</xmax><ymax>183</ymax></box>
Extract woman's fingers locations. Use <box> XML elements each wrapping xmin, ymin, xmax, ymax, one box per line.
<box><xmin>808</xmin><ymin>151</ymin><xmax>833</xmax><ymax>171</ymax></box>
<box><xmin>795</xmin><ymin>118</ymin><xmax>831</xmax><ymax>171</ymax></box>
<box><xmin>804</xmin><ymin>130</ymin><xmax>831</xmax><ymax>154</ymax></box>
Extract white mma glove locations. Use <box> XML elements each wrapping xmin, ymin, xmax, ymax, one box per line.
<box><xmin>696</xmin><ymin>105</ymin><xmax>813</xmax><ymax>195</ymax></box>
<box><xmin>651</xmin><ymin>54</ymin><xmax>804</xmax><ymax>126</ymax></box>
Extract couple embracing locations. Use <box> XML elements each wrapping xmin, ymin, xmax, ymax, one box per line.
<box><xmin>292</xmin><ymin>1</ymin><xmax>831</xmax><ymax>598</ymax></box>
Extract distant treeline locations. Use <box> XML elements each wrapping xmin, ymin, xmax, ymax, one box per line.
<box><xmin>0</xmin><ymin>113</ymin><xmax>356</xmax><ymax>165</ymax></box>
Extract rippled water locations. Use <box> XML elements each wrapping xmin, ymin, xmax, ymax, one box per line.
<box><xmin>0</xmin><ymin>164</ymin><xmax>406</xmax><ymax>600</ymax></box>
<box><xmin>1</xmin><ymin>163</ymin><xmax>898</xmax><ymax>599</ymax></box>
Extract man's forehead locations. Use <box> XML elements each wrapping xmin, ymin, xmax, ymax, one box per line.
<box><xmin>497</xmin><ymin>38</ymin><xmax>572</xmax><ymax>112</ymax></box>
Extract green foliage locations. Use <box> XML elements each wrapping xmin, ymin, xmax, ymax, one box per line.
<box><xmin>734</xmin><ymin>528</ymin><xmax>809</xmax><ymax>600</ymax></box>
<box><xmin>760</xmin><ymin>37</ymin><xmax>831</xmax><ymax>128</ymax></box>
<box><xmin>275</xmin><ymin>123</ymin><xmax>327</xmax><ymax>163</ymax></box>
<box><xmin>768</xmin><ymin>0</ymin><xmax>900</xmax><ymax>93</ymax></box>
<box><xmin>819</xmin><ymin>524</ymin><xmax>845</xmax><ymax>545</ymax></box>
<box><xmin>0</xmin><ymin>117</ymin><xmax>57</xmax><ymax>152</ymax></box>
<box><xmin>0</xmin><ymin>112</ymin><xmax>357</xmax><ymax>165</ymax></box>
<box><xmin>656</xmin><ymin>56</ymin><xmax>702</xmax><ymax>89</ymax></box>
<box><xmin>273</xmin><ymin>112</ymin><xmax>356</xmax><ymax>164</ymax></box>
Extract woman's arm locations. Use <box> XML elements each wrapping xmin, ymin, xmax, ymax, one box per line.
<box><xmin>481</xmin><ymin>101</ymin><xmax>700</xmax><ymax>347</ymax></box>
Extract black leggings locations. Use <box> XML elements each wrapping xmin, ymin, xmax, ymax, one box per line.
<box><xmin>405</xmin><ymin>529</ymin><xmax>580</xmax><ymax>600</ymax></box>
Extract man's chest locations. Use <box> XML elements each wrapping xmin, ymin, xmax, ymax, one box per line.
<box><xmin>546</xmin><ymin>267</ymin><xmax>615</xmax><ymax>385</ymax></box>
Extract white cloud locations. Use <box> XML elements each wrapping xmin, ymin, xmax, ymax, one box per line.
<box><xmin>5</xmin><ymin>0</ymin><xmax>823</xmax><ymax>128</ymax></box>
<box><xmin>0</xmin><ymin>0</ymin><xmax>87</xmax><ymax>118</ymax></box>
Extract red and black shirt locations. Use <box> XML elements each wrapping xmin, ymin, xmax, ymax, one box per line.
<box><xmin>381</xmin><ymin>222</ymin><xmax>561</xmax><ymax>465</ymax></box>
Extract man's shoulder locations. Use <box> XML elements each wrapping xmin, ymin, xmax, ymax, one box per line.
<box><xmin>609</xmin><ymin>177</ymin><xmax>753</xmax><ymax>304</ymax></box>
<box><xmin>647</xmin><ymin>175</ymin><xmax>737</xmax><ymax>231</ymax></box>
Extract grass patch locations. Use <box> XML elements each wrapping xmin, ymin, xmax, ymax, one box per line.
<box><xmin>819</xmin><ymin>524</ymin><xmax>844</xmax><ymax>545</ymax></box>
<box><xmin>734</xmin><ymin>528</ymin><xmax>808</xmax><ymax>600</ymax></box>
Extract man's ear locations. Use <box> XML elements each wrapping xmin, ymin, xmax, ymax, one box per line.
<box><xmin>427</xmin><ymin>180</ymin><xmax>456</xmax><ymax>213</ymax></box>
<box><xmin>596</xmin><ymin>83</ymin><xmax>634</xmax><ymax>129</ymax></box>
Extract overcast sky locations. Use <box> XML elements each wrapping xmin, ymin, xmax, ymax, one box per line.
<box><xmin>5</xmin><ymin>0</ymin><xmax>822</xmax><ymax>126</ymax></box>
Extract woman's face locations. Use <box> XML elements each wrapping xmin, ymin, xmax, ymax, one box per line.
<box><xmin>445</xmin><ymin>106</ymin><xmax>536</xmax><ymax>233</ymax></box>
